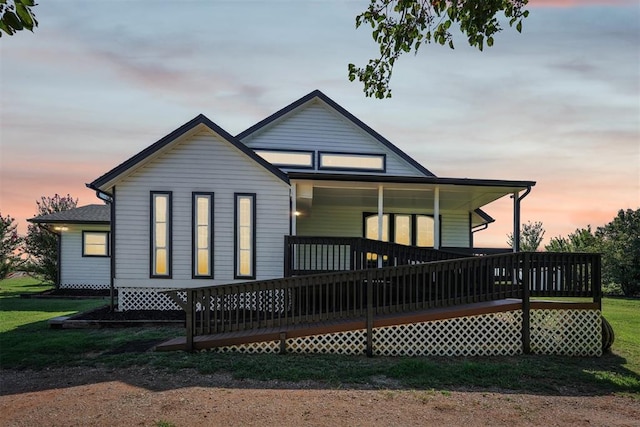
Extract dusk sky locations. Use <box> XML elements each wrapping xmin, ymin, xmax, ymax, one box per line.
<box><xmin>1</xmin><ymin>0</ymin><xmax>638</xmax><ymax>248</ymax></box>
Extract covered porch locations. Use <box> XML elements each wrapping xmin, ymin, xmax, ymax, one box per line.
<box><xmin>289</xmin><ymin>173</ymin><xmax>536</xmax><ymax>253</ymax></box>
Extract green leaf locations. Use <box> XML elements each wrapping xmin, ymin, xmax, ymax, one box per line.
<box><xmin>15</xmin><ymin>2</ymin><xmax>33</xmax><ymax>30</ymax></box>
<box><xmin>516</xmin><ymin>20</ymin><xmax>522</xmax><ymax>33</ymax></box>
<box><xmin>3</xmin><ymin>11</ymin><xmax>23</xmax><ymax>31</ymax></box>
<box><xmin>487</xmin><ymin>36</ymin><xmax>494</xmax><ymax>47</ymax></box>
<box><xmin>0</xmin><ymin>19</ymin><xmax>15</xmax><ymax>36</ymax></box>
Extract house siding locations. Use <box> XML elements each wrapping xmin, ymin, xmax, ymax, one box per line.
<box><xmin>113</xmin><ymin>130</ymin><xmax>290</xmax><ymax>290</ymax></box>
<box><xmin>241</xmin><ymin>102</ymin><xmax>425</xmax><ymax>177</ymax></box>
<box><xmin>297</xmin><ymin>204</ymin><xmax>470</xmax><ymax>248</ymax></box>
<box><xmin>60</xmin><ymin>226</ymin><xmax>110</xmax><ymax>288</ymax></box>
<box><xmin>441</xmin><ymin>211</ymin><xmax>471</xmax><ymax>248</ymax></box>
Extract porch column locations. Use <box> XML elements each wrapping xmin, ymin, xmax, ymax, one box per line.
<box><xmin>291</xmin><ymin>183</ymin><xmax>297</xmax><ymax>236</ymax></box>
<box><xmin>512</xmin><ymin>187</ymin><xmax>531</xmax><ymax>252</ymax></box>
<box><xmin>513</xmin><ymin>191</ymin><xmax>520</xmax><ymax>252</ymax></box>
<box><xmin>434</xmin><ymin>186</ymin><xmax>440</xmax><ymax>249</ymax></box>
<box><xmin>378</xmin><ymin>185</ymin><xmax>384</xmax><ymax>268</ymax></box>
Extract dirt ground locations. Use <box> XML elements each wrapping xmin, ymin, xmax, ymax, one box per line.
<box><xmin>1</xmin><ymin>367</ymin><xmax>639</xmax><ymax>427</ymax></box>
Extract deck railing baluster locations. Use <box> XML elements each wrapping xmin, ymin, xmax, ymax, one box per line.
<box><xmin>164</xmin><ymin>249</ymin><xmax>602</xmax><ymax>348</ymax></box>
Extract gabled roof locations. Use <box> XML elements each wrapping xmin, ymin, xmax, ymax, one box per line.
<box><xmin>236</xmin><ymin>90</ymin><xmax>436</xmax><ymax>177</ymax></box>
<box><xmin>28</xmin><ymin>204</ymin><xmax>111</xmax><ymax>224</ymax></box>
<box><xmin>88</xmin><ymin>114</ymin><xmax>289</xmax><ymax>192</ymax></box>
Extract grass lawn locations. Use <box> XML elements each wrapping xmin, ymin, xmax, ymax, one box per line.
<box><xmin>1</xmin><ymin>276</ymin><xmax>638</xmax><ymax>396</ymax></box>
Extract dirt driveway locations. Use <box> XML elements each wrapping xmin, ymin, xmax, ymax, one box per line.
<box><xmin>1</xmin><ymin>367</ymin><xmax>639</xmax><ymax>426</ymax></box>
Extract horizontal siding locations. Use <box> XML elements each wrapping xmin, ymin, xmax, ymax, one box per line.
<box><xmin>60</xmin><ymin>226</ymin><xmax>110</xmax><ymax>287</ymax></box>
<box><xmin>298</xmin><ymin>202</ymin><xmax>470</xmax><ymax>249</ymax></box>
<box><xmin>442</xmin><ymin>212</ymin><xmax>470</xmax><ymax>248</ymax></box>
<box><xmin>297</xmin><ymin>204</ymin><xmax>362</xmax><ymax>237</ymax></box>
<box><xmin>242</xmin><ymin>102</ymin><xmax>425</xmax><ymax>177</ymax></box>
<box><xmin>114</xmin><ymin>130</ymin><xmax>290</xmax><ymax>289</ymax></box>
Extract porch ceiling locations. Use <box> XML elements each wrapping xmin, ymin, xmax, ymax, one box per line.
<box><xmin>292</xmin><ymin>177</ymin><xmax>533</xmax><ymax>213</ymax></box>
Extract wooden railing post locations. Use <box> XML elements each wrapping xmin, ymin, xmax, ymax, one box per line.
<box><xmin>593</xmin><ymin>254</ymin><xmax>602</xmax><ymax>309</ymax></box>
<box><xmin>355</xmin><ymin>238</ymin><xmax>363</xmax><ymax>271</ymax></box>
<box><xmin>366</xmin><ymin>270</ymin><xmax>374</xmax><ymax>357</ymax></box>
<box><xmin>284</xmin><ymin>236</ymin><xmax>291</xmax><ymax>277</ymax></box>
<box><xmin>521</xmin><ymin>253</ymin><xmax>531</xmax><ymax>354</ymax></box>
<box><xmin>186</xmin><ymin>289</ymin><xmax>194</xmax><ymax>352</ymax></box>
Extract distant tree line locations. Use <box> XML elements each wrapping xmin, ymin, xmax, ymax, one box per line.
<box><xmin>0</xmin><ymin>194</ymin><xmax>77</xmax><ymax>285</ymax></box>
<box><xmin>2</xmin><ymin>196</ymin><xmax>638</xmax><ymax>297</ymax></box>
<box><xmin>511</xmin><ymin>210</ymin><xmax>640</xmax><ymax>297</ymax></box>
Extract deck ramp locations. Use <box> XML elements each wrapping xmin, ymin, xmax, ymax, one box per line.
<box><xmin>156</xmin><ymin>299</ymin><xmax>522</xmax><ymax>352</ymax></box>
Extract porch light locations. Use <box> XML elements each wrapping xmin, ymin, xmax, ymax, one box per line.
<box><xmin>53</xmin><ymin>226</ymin><xmax>68</xmax><ymax>231</ymax></box>
<box><xmin>294</xmin><ymin>211</ymin><xmax>302</xmax><ymax>217</ymax></box>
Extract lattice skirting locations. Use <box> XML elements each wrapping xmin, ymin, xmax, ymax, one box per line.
<box><xmin>118</xmin><ymin>287</ymin><xmax>186</xmax><ymax>311</ymax></box>
<box><xmin>373</xmin><ymin>311</ymin><xmax>523</xmax><ymax>357</ymax></box>
<box><xmin>207</xmin><ymin>309</ymin><xmax>602</xmax><ymax>357</ymax></box>
<box><xmin>60</xmin><ymin>282</ymin><xmax>110</xmax><ymax>290</ymax></box>
<box><xmin>530</xmin><ymin>309</ymin><xmax>602</xmax><ymax>356</ymax></box>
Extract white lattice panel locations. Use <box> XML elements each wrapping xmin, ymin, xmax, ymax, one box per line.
<box><xmin>287</xmin><ymin>329</ymin><xmax>367</xmax><ymax>355</ymax></box>
<box><xmin>118</xmin><ymin>287</ymin><xmax>185</xmax><ymax>311</ymax></box>
<box><xmin>201</xmin><ymin>308</ymin><xmax>602</xmax><ymax>357</ymax></box>
<box><xmin>530</xmin><ymin>309</ymin><xmax>602</xmax><ymax>356</ymax></box>
<box><xmin>374</xmin><ymin>311</ymin><xmax>523</xmax><ymax>357</ymax></box>
<box><xmin>211</xmin><ymin>340</ymin><xmax>280</xmax><ymax>354</ymax></box>
<box><xmin>205</xmin><ymin>289</ymin><xmax>288</xmax><ymax>313</ymax></box>
<box><xmin>60</xmin><ymin>282</ymin><xmax>109</xmax><ymax>290</ymax></box>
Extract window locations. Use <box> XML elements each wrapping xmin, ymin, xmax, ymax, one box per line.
<box><xmin>254</xmin><ymin>149</ymin><xmax>314</xmax><ymax>169</ymax></box>
<box><xmin>193</xmin><ymin>193</ymin><xmax>214</xmax><ymax>278</ymax></box>
<box><xmin>416</xmin><ymin>215</ymin><xmax>435</xmax><ymax>247</ymax></box>
<box><xmin>319</xmin><ymin>152</ymin><xmax>385</xmax><ymax>172</ymax></box>
<box><xmin>394</xmin><ymin>215</ymin><xmax>411</xmax><ymax>246</ymax></box>
<box><xmin>83</xmin><ymin>231</ymin><xmax>109</xmax><ymax>257</ymax></box>
<box><xmin>365</xmin><ymin>214</ymin><xmax>389</xmax><ymax>242</ymax></box>
<box><xmin>235</xmin><ymin>193</ymin><xmax>256</xmax><ymax>279</ymax></box>
<box><xmin>151</xmin><ymin>191</ymin><xmax>172</xmax><ymax>278</ymax></box>
<box><xmin>364</xmin><ymin>213</ymin><xmax>435</xmax><ymax>247</ymax></box>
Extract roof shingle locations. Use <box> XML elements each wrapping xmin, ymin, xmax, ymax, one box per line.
<box><xmin>28</xmin><ymin>204</ymin><xmax>110</xmax><ymax>224</ymax></box>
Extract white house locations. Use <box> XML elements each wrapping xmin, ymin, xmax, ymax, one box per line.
<box><xmin>28</xmin><ymin>204</ymin><xmax>111</xmax><ymax>290</ymax></box>
<box><xmin>39</xmin><ymin>90</ymin><xmax>537</xmax><ymax>311</ymax></box>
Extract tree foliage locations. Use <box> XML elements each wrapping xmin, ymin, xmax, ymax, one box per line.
<box><xmin>0</xmin><ymin>0</ymin><xmax>38</xmax><ymax>37</ymax></box>
<box><xmin>546</xmin><ymin>209</ymin><xmax>640</xmax><ymax>297</ymax></box>
<box><xmin>597</xmin><ymin>209</ymin><xmax>640</xmax><ymax>297</ymax></box>
<box><xmin>507</xmin><ymin>220</ymin><xmax>544</xmax><ymax>252</ymax></box>
<box><xmin>0</xmin><ymin>212</ymin><xmax>23</xmax><ymax>279</ymax></box>
<box><xmin>545</xmin><ymin>226</ymin><xmax>600</xmax><ymax>253</ymax></box>
<box><xmin>25</xmin><ymin>194</ymin><xmax>77</xmax><ymax>285</ymax></box>
<box><xmin>349</xmin><ymin>0</ymin><xmax>529</xmax><ymax>98</ymax></box>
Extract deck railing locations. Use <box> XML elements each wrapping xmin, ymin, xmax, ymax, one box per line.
<box><xmin>284</xmin><ymin>236</ymin><xmax>467</xmax><ymax>276</ymax></box>
<box><xmin>166</xmin><ymin>251</ymin><xmax>601</xmax><ymax>352</ymax></box>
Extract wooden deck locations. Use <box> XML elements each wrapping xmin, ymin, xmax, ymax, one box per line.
<box><xmin>155</xmin><ymin>299</ymin><xmax>598</xmax><ymax>352</ymax></box>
